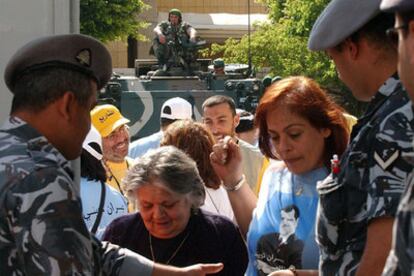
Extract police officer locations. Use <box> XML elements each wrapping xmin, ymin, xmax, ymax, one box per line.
<box><xmin>380</xmin><ymin>1</ymin><xmax>414</xmax><ymax>274</ymax></box>
<box><xmin>0</xmin><ymin>34</ymin><xmax>222</xmax><ymax>275</ymax></box>
<box><xmin>306</xmin><ymin>0</ymin><xmax>414</xmax><ymax>275</ymax></box>
<box><xmin>152</xmin><ymin>8</ymin><xmax>197</xmax><ymax>68</ymax></box>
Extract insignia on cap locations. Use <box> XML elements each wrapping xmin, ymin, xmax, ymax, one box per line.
<box><xmin>76</xmin><ymin>49</ymin><xmax>91</xmax><ymax>67</ymax></box>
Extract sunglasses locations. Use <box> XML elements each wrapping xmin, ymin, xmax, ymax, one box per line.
<box><xmin>386</xmin><ymin>25</ymin><xmax>408</xmax><ymax>44</ymax></box>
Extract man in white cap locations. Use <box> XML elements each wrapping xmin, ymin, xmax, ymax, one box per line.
<box><xmin>303</xmin><ymin>0</ymin><xmax>414</xmax><ymax>275</ymax></box>
<box><xmin>129</xmin><ymin>97</ymin><xmax>193</xmax><ymax>159</ymax></box>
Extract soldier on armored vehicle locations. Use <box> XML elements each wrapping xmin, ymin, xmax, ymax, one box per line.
<box><xmin>151</xmin><ymin>9</ymin><xmax>204</xmax><ymax>75</ymax></box>
<box><xmin>212</xmin><ymin>58</ymin><xmax>226</xmax><ymax>76</ymax></box>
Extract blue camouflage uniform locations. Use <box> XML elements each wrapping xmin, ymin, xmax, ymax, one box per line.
<box><xmin>316</xmin><ymin>75</ymin><xmax>414</xmax><ymax>275</ymax></box>
<box><xmin>0</xmin><ymin>116</ymin><xmax>153</xmax><ymax>275</ymax></box>
<box><xmin>382</xmin><ymin>149</ymin><xmax>414</xmax><ymax>276</ymax></box>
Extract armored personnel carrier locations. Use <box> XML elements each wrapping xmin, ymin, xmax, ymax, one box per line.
<box><xmin>99</xmin><ymin>40</ymin><xmax>264</xmax><ymax>140</ymax></box>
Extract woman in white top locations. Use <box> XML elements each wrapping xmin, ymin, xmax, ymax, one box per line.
<box><xmin>160</xmin><ymin>119</ymin><xmax>234</xmax><ymax>222</ymax></box>
<box><xmin>80</xmin><ymin>126</ymin><xmax>128</xmax><ymax>239</ymax></box>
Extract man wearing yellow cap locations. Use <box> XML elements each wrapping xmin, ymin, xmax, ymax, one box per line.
<box><xmin>91</xmin><ymin>104</ymin><xmax>134</xmax><ymax>207</ymax></box>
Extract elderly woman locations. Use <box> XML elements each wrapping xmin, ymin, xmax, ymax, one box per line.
<box><xmin>102</xmin><ymin>146</ymin><xmax>247</xmax><ymax>275</ymax></box>
<box><xmin>160</xmin><ymin>120</ymin><xmax>234</xmax><ymax>221</ymax></box>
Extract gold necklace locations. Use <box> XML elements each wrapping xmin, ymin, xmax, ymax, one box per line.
<box><xmin>149</xmin><ymin>231</ymin><xmax>190</xmax><ymax>265</ymax></box>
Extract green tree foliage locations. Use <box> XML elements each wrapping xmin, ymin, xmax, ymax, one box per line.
<box><xmin>80</xmin><ymin>0</ymin><xmax>149</xmax><ymax>42</ymax></box>
<box><xmin>207</xmin><ymin>0</ymin><xmax>366</xmax><ymax>115</ymax></box>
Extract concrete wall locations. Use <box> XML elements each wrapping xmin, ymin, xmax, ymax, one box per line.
<box><xmin>0</xmin><ymin>0</ymin><xmax>79</xmax><ymax>121</ymax></box>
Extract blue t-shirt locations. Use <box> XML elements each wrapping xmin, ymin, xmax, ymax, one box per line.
<box><xmin>246</xmin><ymin>162</ymin><xmax>328</xmax><ymax>276</ymax></box>
<box><xmin>80</xmin><ymin>178</ymin><xmax>128</xmax><ymax>239</ymax></box>
<box><xmin>129</xmin><ymin>131</ymin><xmax>163</xmax><ymax>159</ymax></box>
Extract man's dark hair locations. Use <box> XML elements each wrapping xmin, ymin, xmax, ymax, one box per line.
<box><xmin>336</xmin><ymin>13</ymin><xmax>396</xmax><ymax>52</ymax></box>
<box><xmin>282</xmin><ymin>204</ymin><xmax>300</xmax><ymax>220</ymax></box>
<box><xmin>11</xmin><ymin>67</ymin><xmax>94</xmax><ymax>113</ymax></box>
<box><xmin>202</xmin><ymin>95</ymin><xmax>236</xmax><ymax>116</ymax></box>
<box><xmin>236</xmin><ymin>111</ymin><xmax>255</xmax><ymax>133</ymax></box>
<box><xmin>160</xmin><ymin>118</ymin><xmax>177</xmax><ymax>129</ymax></box>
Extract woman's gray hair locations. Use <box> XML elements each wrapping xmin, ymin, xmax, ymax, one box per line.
<box><xmin>122</xmin><ymin>146</ymin><xmax>206</xmax><ymax>209</ymax></box>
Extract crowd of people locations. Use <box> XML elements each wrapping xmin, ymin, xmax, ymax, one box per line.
<box><xmin>1</xmin><ymin>0</ymin><xmax>414</xmax><ymax>275</ymax></box>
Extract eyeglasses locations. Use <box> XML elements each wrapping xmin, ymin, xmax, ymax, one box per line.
<box><xmin>386</xmin><ymin>25</ymin><xmax>408</xmax><ymax>44</ymax></box>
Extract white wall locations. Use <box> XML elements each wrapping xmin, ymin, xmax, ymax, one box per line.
<box><xmin>0</xmin><ymin>0</ymin><xmax>79</xmax><ymax>121</ymax></box>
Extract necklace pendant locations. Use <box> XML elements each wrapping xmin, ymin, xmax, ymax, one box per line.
<box><xmin>295</xmin><ymin>186</ymin><xmax>303</xmax><ymax>196</ymax></box>
<box><xmin>149</xmin><ymin>231</ymin><xmax>190</xmax><ymax>265</ymax></box>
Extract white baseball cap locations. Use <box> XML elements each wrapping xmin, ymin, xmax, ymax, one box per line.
<box><xmin>160</xmin><ymin>97</ymin><xmax>193</xmax><ymax>120</ymax></box>
<box><xmin>82</xmin><ymin>126</ymin><xmax>103</xmax><ymax>161</ymax></box>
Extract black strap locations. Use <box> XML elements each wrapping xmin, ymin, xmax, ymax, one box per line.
<box><xmin>106</xmin><ymin>160</ymin><xmax>130</xmax><ymax>196</ymax></box>
<box><xmin>91</xmin><ymin>180</ymin><xmax>106</xmax><ymax>234</ymax></box>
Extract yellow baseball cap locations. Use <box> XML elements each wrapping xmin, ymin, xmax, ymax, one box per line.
<box><xmin>91</xmin><ymin>104</ymin><xmax>130</xmax><ymax>138</ymax></box>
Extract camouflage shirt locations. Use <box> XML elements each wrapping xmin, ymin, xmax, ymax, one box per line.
<box><xmin>382</xmin><ymin>146</ymin><xmax>414</xmax><ymax>276</ymax></box>
<box><xmin>157</xmin><ymin>20</ymin><xmax>193</xmax><ymax>41</ymax></box>
<box><xmin>316</xmin><ymin>75</ymin><xmax>414</xmax><ymax>275</ymax></box>
<box><xmin>0</xmin><ymin>116</ymin><xmax>153</xmax><ymax>275</ymax></box>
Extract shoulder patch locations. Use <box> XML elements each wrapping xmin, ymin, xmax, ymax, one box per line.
<box><xmin>374</xmin><ymin>149</ymin><xmax>399</xmax><ymax>170</ymax></box>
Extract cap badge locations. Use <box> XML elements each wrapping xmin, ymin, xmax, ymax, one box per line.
<box><xmin>76</xmin><ymin>49</ymin><xmax>91</xmax><ymax>67</ymax></box>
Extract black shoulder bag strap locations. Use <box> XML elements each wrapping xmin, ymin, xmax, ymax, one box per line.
<box><xmin>91</xmin><ymin>180</ymin><xmax>106</xmax><ymax>235</ymax></box>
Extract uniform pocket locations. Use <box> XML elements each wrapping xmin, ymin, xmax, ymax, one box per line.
<box><xmin>317</xmin><ymin>174</ymin><xmax>345</xmax><ymax>224</ymax></box>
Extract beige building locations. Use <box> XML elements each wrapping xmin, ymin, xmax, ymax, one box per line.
<box><xmin>107</xmin><ymin>0</ymin><xmax>267</xmax><ymax>68</ymax></box>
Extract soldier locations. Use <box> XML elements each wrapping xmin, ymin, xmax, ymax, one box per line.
<box><xmin>212</xmin><ymin>58</ymin><xmax>226</xmax><ymax>75</ymax></box>
<box><xmin>304</xmin><ymin>0</ymin><xmax>414</xmax><ymax>275</ymax></box>
<box><xmin>0</xmin><ymin>34</ymin><xmax>222</xmax><ymax>275</ymax></box>
<box><xmin>152</xmin><ymin>8</ymin><xmax>197</xmax><ymax>69</ymax></box>
<box><xmin>380</xmin><ymin>0</ymin><xmax>414</xmax><ymax>275</ymax></box>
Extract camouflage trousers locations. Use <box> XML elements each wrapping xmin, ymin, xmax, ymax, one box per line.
<box><xmin>151</xmin><ymin>38</ymin><xmax>170</xmax><ymax>65</ymax></box>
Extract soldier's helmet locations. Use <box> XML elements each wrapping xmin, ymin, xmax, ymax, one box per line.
<box><xmin>213</xmin><ymin>58</ymin><xmax>225</xmax><ymax>69</ymax></box>
<box><xmin>169</xmin><ymin>8</ymin><xmax>182</xmax><ymax>23</ymax></box>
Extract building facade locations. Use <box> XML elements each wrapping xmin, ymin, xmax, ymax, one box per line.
<box><xmin>108</xmin><ymin>0</ymin><xmax>267</xmax><ymax>68</ymax></box>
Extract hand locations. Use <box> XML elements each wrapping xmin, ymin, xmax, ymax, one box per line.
<box><xmin>189</xmin><ymin>36</ymin><xmax>196</xmax><ymax>43</ymax></box>
<box><xmin>153</xmin><ymin>262</ymin><xmax>223</xmax><ymax>276</ymax></box>
<box><xmin>210</xmin><ymin>136</ymin><xmax>243</xmax><ymax>187</ymax></box>
<box><xmin>158</xmin><ymin>34</ymin><xmax>166</xmax><ymax>44</ymax></box>
<box><xmin>268</xmin><ymin>270</ymin><xmax>295</xmax><ymax>276</ymax></box>
<box><xmin>181</xmin><ymin>263</ymin><xmax>224</xmax><ymax>275</ymax></box>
